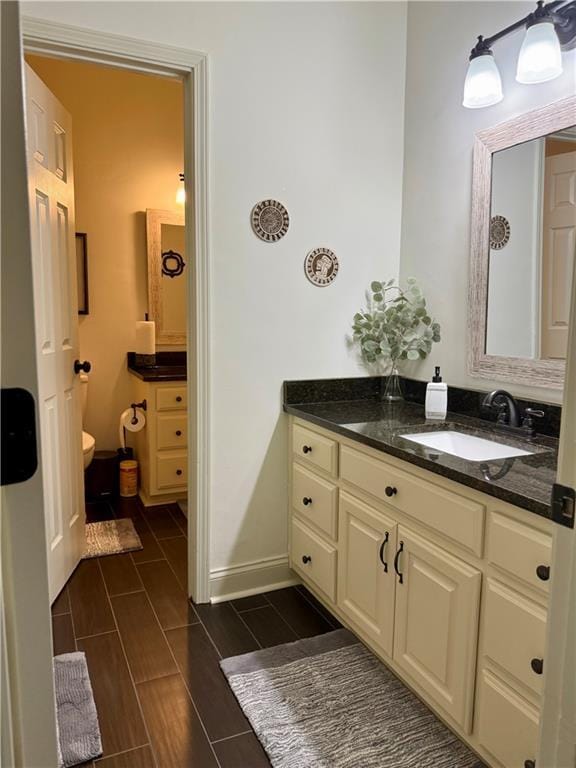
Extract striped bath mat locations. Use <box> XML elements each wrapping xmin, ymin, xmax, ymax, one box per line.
<box><xmin>221</xmin><ymin>629</ymin><xmax>485</xmax><ymax>768</ymax></box>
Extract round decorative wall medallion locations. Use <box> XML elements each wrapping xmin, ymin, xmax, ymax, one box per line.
<box><xmin>162</xmin><ymin>250</ymin><xmax>185</xmax><ymax>278</ymax></box>
<box><xmin>490</xmin><ymin>215</ymin><xmax>511</xmax><ymax>250</ymax></box>
<box><xmin>304</xmin><ymin>247</ymin><xmax>339</xmax><ymax>287</ymax></box>
<box><xmin>251</xmin><ymin>199</ymin><xmax>290</xmax><ymax>242</ymax></box>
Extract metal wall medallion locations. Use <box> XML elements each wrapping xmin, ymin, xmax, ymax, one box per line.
<box><xmin>251</xmin><ymin>199</ymin><xmax>290</xmax><ymax>242</ymax></box>
<box><xmin>304</xmin><ymin>247</ymin><xmax>339</xmax><ymax>287</ymax></box>
<box><xmin>162</xmin><ymin>250</ymin><xmax>185</xmax><ymax>278</ymax></box>
<box><xmin>490</xmin><ymin>215</ymin><xmax>511</xmax><ymax>250</ymax></box>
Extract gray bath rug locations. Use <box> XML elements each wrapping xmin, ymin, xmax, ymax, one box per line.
<box><xmin>54</xmin><ymin>652</ymin><xmax>102</xmax><ymax>767</ymax></box>
<box><xmin>221</xmin><ymin>629</ymin><xmax>484</xmax><ymax>768</ymax></box>
<box><xmin>84</xmin><ymin>518</ymin><xmax>142</xmax><ymax>559</ymax></box>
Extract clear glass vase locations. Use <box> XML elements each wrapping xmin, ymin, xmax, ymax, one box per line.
<box><xmin>383</xmin><ymin>364</ymin><xmax>404</xmax><ymax>402</ymax></box>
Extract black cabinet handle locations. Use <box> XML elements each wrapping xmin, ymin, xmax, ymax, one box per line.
<box><xmin>176</xmin><ymin>469</ymin><xmax>183</xmax><ymax>476</ymax></box>
<box><xmin>302</xmin><ymin>555</ymin><xmax>311</xmax><ymax>564</ymax></box>
<box><xmin>393</xmin><ymin>541</ymin><xmax>404</xmax><ymax>584</ymax></box>
<box><xmin>175</xmin><ymin>430</ymin><xmax>182</xmax><ymax>437</ymax></box>
<box><xmin>302</xmin><ymin>497</ymin><xmax>312</xmax><ymax>506</ymax></box>
<box><xmin>530</xmin><ymin>658</ymin><xmax>544</xmax><ymax>675</ymax></box>
<box><xmin>536</xmin><ymin>565</ymin><xmax>550</xmax><ymax>581</ymax></box>
<box><xmin>74</xmin><ymin>359</ymin><xmax>91</xmax><ymax>374</ymax></box>
<box><xmin>176</xmin><ymin>395</ymin><xmax>182</xmax><ymax>403</ymax></box>
<box><xmin>302</xmin><ymin>445</ymin><xmax>312</xmax><ymax>454</ymax></box>
<box><xmin>385</xmin><ymin>486</ymin><xmax>397</xmax><ymax>497</ymax></box>
<box><xmin>524</xmin><ymin>761</ymin><xmax>535</xmax><ymax>768</ymax></box>
<box><xmin>379</xmin><ymin>532</ymin><xmax>390</xmax><ymax>573</ymax></box>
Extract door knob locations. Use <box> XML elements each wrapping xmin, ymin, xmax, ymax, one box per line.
<box><xmin>530</xmin><ymin>658</ymin><xmax>544</xmax><ymax>675</ymax></box>
<box><xmin>536</xmin><ymin>564</ymin><xmax>550</xmax><ymax>581</ymax></box>
<box><xmin>302</xmin><ymin>555</ymin><xmax>312</xmax><ymax>564</ymax></box>
<box><xmin>74</xmin><ymin>360</ymin><xmax>91</xmax><ymax>374</ymax></box>
<box><xmin>303</xmin><ymin>497</ymin><xmax>312</xmax><ymax>506</ymax></box>
<box><xmin>524</xmin><ymin>761</ymin><xmax>535</xmax><ymax>768</ymax></box>
<box><xmin>302</xmin><ymin>445</ymin><xmax>312</xmax><ymax>454</ymax></box>
<box><xmin>385</xmin><ymin>486</ymin><xmax>397</xmax><ymax>497</ymax></box>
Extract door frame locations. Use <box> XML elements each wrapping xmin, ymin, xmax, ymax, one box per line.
<box><xmin>22</xmin><ymin>16</ymin><xmax>212</xmax><ymax>603</ymax></box>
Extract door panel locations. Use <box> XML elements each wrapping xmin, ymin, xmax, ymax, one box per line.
<box><xmin>25</xmin><ymin>64</ymin><xmax>84</xmax><ymax>602</ymax></box>
<box><xmin>393</xmin><ymin>526</ymin><xmax>481</xmax><ymax>732</ymax></box>
<box><xmin>338</xmin><ymin>492</ymin><xmax>397</xmax><ymax>658</ymax></box>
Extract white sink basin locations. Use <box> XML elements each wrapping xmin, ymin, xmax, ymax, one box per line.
<box><xmin>401</xmin><ymin>430</ymin><xmax>534</xmax><ymax>462</ymax></box>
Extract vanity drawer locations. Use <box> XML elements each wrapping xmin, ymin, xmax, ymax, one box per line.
<box><xmin>291</xmin><ymin>517</ymin><xmax>337</xmax><ymax>602</ymax></box>
<box><xmin>292</xmin><ymin>424</ymin><xmax>338</xmax><ymax>477</ymax></box>
<box><xmin>156</xmin><ymin>453</ymin><xmax>187</xmax><ymax>489</ymax></box>
<box><xmin>476</xmin><ymin>669</ymin><xmax>539</xmax><ymax>768</ymax></box>
<box><xmin>340</xmin><ymin>446</ymin><xmax>485</xmax><ymax>556</ymax></box>
<box><xmin>292</xmin><ymin>464</ymin><xmax>338</xmax><ymax>540</ymax></box>
<box><xmin>156</xmin><ymin>386</ymin><xmax>187</xmax><ymax>412</ymax></box>
<box><xmin>483</xmin><ymin>578</ymin><xmax>547</xmax><ymax>696</ymax></box>
<box><xmin>156</xmin><ymin>414</ymin><xmax>188</xmax><ymax>450</ymax></box>
<box><xmin>488</xmin><ymin>511</ymin><xmax>552</xmax><ymax>595</ymax></box>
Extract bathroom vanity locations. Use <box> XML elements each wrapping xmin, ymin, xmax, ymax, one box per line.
<box><xmin>128</xmin><ymin>353</ymin><xmax>188</xmax><ymax>506</ymax></box>
<box><xmin>285</xmin><ymin>380</ymin><xmax>558</xmax><ymax>768</ymax></box>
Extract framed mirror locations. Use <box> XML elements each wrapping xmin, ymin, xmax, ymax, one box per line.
<box><xmin>146</xmin><ymin>208</ymin><xmax>186</xmax><ymax>346</ymax></box>
<box><xmin>468</xmin><ymin>95</ymin><xmax>576</xmax><ymax>390</ymax></box>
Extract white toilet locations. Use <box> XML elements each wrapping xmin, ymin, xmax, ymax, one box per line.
<box><xmin>80</xmin><ymin>373</ymin><xmax>96</xmax><ymax>468</ymax></box>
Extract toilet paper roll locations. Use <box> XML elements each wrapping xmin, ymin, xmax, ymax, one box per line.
<box><xmin>119</xmin><ymin>408</ymin><xmax>146</xmax><ymax>450</ymax></box>
<box><xmin>135</xmin><ymin>321</ymin><xmax>155</xmax><ymax>355</ymax></box>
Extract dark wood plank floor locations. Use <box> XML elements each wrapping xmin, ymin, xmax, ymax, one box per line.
<box><xmin>53</xmin><ymin>498</ymin><xmax>340</xmax><ymax>768</ymax></box>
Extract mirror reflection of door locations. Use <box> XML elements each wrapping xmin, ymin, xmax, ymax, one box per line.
<box><xmin>485</xmin><ymin>128</ymin><xmax>576</xmax><ymax>362</ymax></box>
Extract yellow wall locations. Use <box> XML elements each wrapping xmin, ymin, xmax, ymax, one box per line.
<box><xmin>26</xmin><ymin>56</ymin><xmax>184</xmax><ymax>450</ymax></box>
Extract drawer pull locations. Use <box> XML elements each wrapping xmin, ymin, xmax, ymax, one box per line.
<box><xmin>393</xmin><ymin>540</ymin><xmax>404</xmax><ymax>584</ymax></box>
<box><xmin>524</xmin><ymin>761</ymin><xmax>535</xmax><ymax>768</ymax></box>
<box><xmin>302</xmin><ymin>497</ymin><xmax>312</xmax><ymax>506</ymax></box>
<box><xmin>385</xmin><ymin>485</ymin><xmax>397</xmax><ymax>497</ymax></box>
<box><xmin>176</xmin><ymin>469</ymin><xmax>183</xmax><ymax>476</ymax></box>
<box><xmin>302</xmin><ymin>555</ymin><xmax>312</xmax><ymax>564</ymax></box>
<box><xmin>536</xmin><ymin>564</ymin><xmax>550</xmax><ymax>581</ymax></box>
<box><xmin>302</xmin><ymin>445</ymin><xmax>312</xmax><ymax>454</ymax></box>
<box><xmin>530</xmin><ymin>658</ymin><xmax>544</xmax><ymax>675</ymax></box>
<box><xmin>379</xmin><ymin>531</ymin><xmax>390</xmax><ymax>573</ymax></box>
<box><xmin>176</xmin><ymin>395</ymin><xmax>182</xmax><ymax>403</ymax></box>
<box><xmin>175</xmin><ymin>430</ymin><xmax>182</xmax><ymax>437</ymax></box>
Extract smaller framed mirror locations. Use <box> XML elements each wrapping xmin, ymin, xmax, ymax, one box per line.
<box><xmin>146</xmin><ymin>208</ymin><xmax>186</xmax><ymax>345</ymax></box>
<box><xmin>468</xmin><ymin>95</ymin><xmax>576</xmax><ymax>390</ymax></box>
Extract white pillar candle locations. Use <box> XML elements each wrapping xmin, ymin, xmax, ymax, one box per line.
<box><xmin>135</xmin><ymin>320</ymin><xmax>156</xmax><ymax>355</ymax></box>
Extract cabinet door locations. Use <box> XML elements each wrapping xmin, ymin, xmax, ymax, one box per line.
<box><xmin>338</xmin><ymin>492</ymin><xmax>397</xmax><ymax>658</ymax></box>
<box><xmin>393</xmin><ymin>526</ymin><xmax>481</xmax><ymax>732</ymax></box>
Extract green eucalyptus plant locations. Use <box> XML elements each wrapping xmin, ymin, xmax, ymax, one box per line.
<box><xmin>352</xmin><ymin>278</ymin><xmax>441</xmax><ymax>369</ymax></box>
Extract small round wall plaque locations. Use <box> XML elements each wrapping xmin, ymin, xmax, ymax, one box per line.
<box><xmin>251</xmin><ymin>199</ymin><xmax>290</xmax><ymax>242</ymax></box>
<box><xmin>490</xmin><ymin>215</ymin><xmax>511</xmax><ymax>250</ymax></box>
<box><xmin>304</xmin><ymin>247</ymin><xmax>339</xmax><ymax>287</ymax></box>
<box><xmin>162</xmin><ymin>250</ymin><xmax>185</xmax><ymax>278</ymax></box>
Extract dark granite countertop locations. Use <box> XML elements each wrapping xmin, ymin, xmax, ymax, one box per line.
<box><xmin>127</xmin><ymin>351</ymin><xmax>187</xmax><ymax>381</ymax></box>
<box><xmin>284</xmin><ymin>398</ymin><xmax>558</xmax><ymax>519</ymax></box>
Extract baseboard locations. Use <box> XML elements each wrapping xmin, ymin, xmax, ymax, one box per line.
<box><xmin>138</xmin><ymin>488</ymin><xmax>187</xmax><ymax>508</ymax></box>
<box><xmin>209</xmin><ymin>555</ymin><xmax>300</xmax><ymax>603</ymax></box>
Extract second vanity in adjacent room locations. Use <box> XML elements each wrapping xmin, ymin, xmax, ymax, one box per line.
<box><xmin>284</xmin><ymin>376</ymin><xmax>560</xmax><ymax>768</ymax></box>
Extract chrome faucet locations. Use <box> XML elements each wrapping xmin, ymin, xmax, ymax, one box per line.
<box><xmin>482</xmin><ymin>389</ymin><xmax>521</xmax><ymax>427</ymax></box>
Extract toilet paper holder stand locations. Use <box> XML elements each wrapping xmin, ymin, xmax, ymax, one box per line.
<box><xmin>130</xmin><ymin>400</ymin><xmax>147</xmax><ymax>425</ymax></box>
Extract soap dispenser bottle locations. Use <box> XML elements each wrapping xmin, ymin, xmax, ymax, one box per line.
<box><xmin>425</xmin><ymin>367</ymin><xmax>447</xmax><ymax>420</ymax></box>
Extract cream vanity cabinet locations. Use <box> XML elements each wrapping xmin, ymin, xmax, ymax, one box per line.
<box><xmin>288</xmin><ymin>416</ymin><xmax>553</xmax><ymax>768</ymax></box>
<box><xmin>130</xmin><ymin>377</ymin><xmax>188</xmax><ymax>506</ymax></box>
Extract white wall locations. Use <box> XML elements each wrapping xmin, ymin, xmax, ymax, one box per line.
<box><xmin>486</xmin><ymin>139</ymin><xmax>542</xmax><ymax>359</ymax></box>
<box><xmin>400</xmin><ymin>1</ymin><xmax>576</xmax><ymax>404</ymax></box>
<box><xmin>22</xmin><ymin>2</ymin><xmax>408</xmax><ymax>575</ymax></box>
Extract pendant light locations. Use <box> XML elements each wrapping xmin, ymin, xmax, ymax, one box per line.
<box><xmin>463</xmin><ymin>39</ymin><xmax>503</xmax><ymax>109</ymax></box>
<box><xmin>176</xmin><ymin>173</ymin><xmax>185</xmax><ymax>206</ymax></box>
<box><xmin>517</xmin><ymin>18</ymin><xmax>563</xmax><ymax>83</ymax></box>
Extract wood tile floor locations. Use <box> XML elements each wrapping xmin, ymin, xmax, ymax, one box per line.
<box><xmin>53</xmin><ymin>498</ymin><xmax>341</xmax><ymax>768</ymax></box>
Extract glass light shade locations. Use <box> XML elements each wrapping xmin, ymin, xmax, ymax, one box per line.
<box><xmin>516</xmin><ymin>21</ymin><xmax>563</xmax><ymax>84</ymax></box>
<box><xmin>463</xmin><ymin>52</ymin><xmax>503</xmax><ymax>109</ymax></box>
<box><xmin>176</xmin><ymin>183</ymin><xmax>186</xmax><ymax>205</ymax></box>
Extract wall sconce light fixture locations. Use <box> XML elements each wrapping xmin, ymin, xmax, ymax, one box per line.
<box><xmin>176</xmin><ymin>172</ymin><xmax>185</xmax><ymax>205</ymax></box>
<box><xmin>463</xmin><ymin>0</ymin><xmax>576</xmax><ymax>108</ymax></box>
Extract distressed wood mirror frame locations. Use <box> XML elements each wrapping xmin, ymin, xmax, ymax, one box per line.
<box><xmin>468</xmin><ymin>95</ymin><xmax>576</xmax><ymax>391</ymax></box>
<box><xmin>146</xmin><ymin>208</ymin><xmax>186</xmax><ymax>346</ymax></box>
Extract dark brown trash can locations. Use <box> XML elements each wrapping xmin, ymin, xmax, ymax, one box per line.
<box><xmin>85</xmin><ymin>450</ymin><xmax>119</xmax><ymax>501</ymax></box>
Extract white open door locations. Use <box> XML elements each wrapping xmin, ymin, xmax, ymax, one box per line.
<box><xmin>1</xmin><ymin>2</ymin><xmax>59</xmax><ymax>765</ymax></box>
<box><xmin>541</xmin><ymin>150</ymin><xmax>576</xmax><ymax>360</ymax></box>
<box><xmin>538</xmin><ymin>234</ymin><xmax>576</xmax><ymax>765</ymax></box>
<box><xmin>24</xmin><ymin>64</ymin><xmax>85</xmax><ymax>602</ymax></box>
